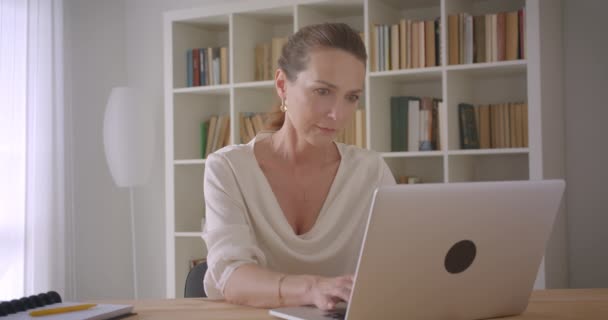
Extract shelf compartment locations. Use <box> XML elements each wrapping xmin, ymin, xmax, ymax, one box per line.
<box><xmin>174</xmin><ymin>236</ymin><xmax>207</xmax><ymax>298</ymax></box>
<box><xmin>174</xmin><ymin>164</ymin><xmax>205</xmax><ymax>233</ymax></box>
<box><xmin>368</xmin><ymin>75</ymin><xmax>443</xmax><ymax>153</ymax></box>
<box><xmin>446</xmin><ymin>67</ymin><xmax>527</xmax><ymax>151</ymax></box>
<box><xmin>172</xmin><ymin>15</ymin><xmax>230</xmax><ymax>89</ymax></box>
<box><xmin>173</xmin><ymin>94</ymin><xmax>230</xmax><ymax>161</ymax></box>
<box><xmin>296</xmin><ymin>0</ymin><xmax>364</xmax><ymax>31</ymax></box>
<box><xmin>445</xmin><ymin>0</ymin><xmax>526</xmax><ymax>18</ymax></box>
<box><xmin>384</xmin><ymin>156</ymin><xmax>444</xmax><ymax>184</ymax></box>
<box><xmin>448</xmin><ymin>153</ymin><xmax>529</xmax><ymax>183</ymax></box>
<box><xmin>233</xmin><ymin>6</ymin><xmax>294</xmax><ymax>84</ymax></box>
<box><xmin>234</xmin><ymin>86</ymin><xmax>278</xmax><ymax>144</ymax></box>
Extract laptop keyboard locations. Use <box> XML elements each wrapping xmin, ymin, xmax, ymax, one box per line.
<box><xmin>323</xmin><ymin>310</ymin><xmax>346</xmax><ymax>319</ymax></box>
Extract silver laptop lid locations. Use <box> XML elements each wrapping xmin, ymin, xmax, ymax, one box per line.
<box><xmin>346</xmin><ymin>180</ymin><xmax>565</xmax><ymax>320</ymax></box>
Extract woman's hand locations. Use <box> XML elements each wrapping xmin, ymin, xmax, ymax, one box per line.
<box><xmin>307</xmin><ymin>275</ymin><xmax>354</xmax><ymax>310</ymax></box>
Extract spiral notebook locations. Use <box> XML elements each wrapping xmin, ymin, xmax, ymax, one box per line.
<box><xmin>0</xmin><ymin>291</ymin><xmax>134</xmax><ymax>320</ymax></box>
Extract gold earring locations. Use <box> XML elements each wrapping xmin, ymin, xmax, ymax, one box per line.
<box><xmin>280</xmin><ymin>98</ymin><xmax>288</xmax><ymax>112</ymax></box>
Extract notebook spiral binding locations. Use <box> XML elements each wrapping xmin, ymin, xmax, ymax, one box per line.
<box><xmin>0</xmin><ymin>291</ymin><xmax>62</xmax><ymax>317</ymax></box>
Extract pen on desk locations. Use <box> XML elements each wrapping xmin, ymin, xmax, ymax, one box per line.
<box><xmin>29</xmin><ymin>304</ymin><xmax>97</xmax><ymax>317</ymax></box>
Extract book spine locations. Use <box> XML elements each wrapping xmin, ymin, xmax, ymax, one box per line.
<box><xmin>201</xmin><ymin>122</ymin><xmax>208</xmax><ymax>158</ymax></box>
<box><xmin>192</xmin><ymin>48</ymin><xmax>200</xmax><ymax>86</ymax></box>
<box><xmin>186</xmin><ymin>49</ymin><xmax>192</xmax><ymax>87</ymax></box>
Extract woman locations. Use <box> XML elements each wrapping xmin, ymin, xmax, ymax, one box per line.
<box><xmin>202</xmin><ymin>23</ymin><xmax>395</xmax><ymax>310</ymax></box>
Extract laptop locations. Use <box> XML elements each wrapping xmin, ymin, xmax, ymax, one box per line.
<box><xmin>269</xmin><ymin>180</ymin><xmax>565</xmax><ymax>320</ymax></box>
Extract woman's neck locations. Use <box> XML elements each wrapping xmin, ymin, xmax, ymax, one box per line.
<box><xmin>271</xmin><ymin>123</ymin><xmax>337</xmax><ymax>168</ymax></box>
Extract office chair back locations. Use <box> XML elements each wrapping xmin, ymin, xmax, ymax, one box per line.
<box><xmin>184</xmin><ymin>261</ymin><xmax>207</xmax><ymax>298</ymax></box>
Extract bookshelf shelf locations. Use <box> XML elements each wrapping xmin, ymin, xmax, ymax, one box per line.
<box><xmin>233</xmin><ymin>80</ymin><xmax>275</xmax><ymax>89</ymax></box>
<box><xmin>445</xmin><ymin>59</ymin><xmax>527</xmax><ymax>73</ymax></box>
<box><xmin>447</xmin><ymin>148</ymin><xmax>529</xmax><ymax>156</ymax></box>
<box><xmin>381</xmin><ymin>151</ymin><xmax>443</xmax><ymax>158</ymax></box>
<box><xmin>164</xmin><ymin>0</ymin><xmax>565</xmax><ymax>298</ymax></box>
<box><xmin>175</xmin><ymin>232</ymin><xmax>204</xmax><ymax>238</ymax></box>
<box><xmin>369</xmin><ymin>67</ymin><xmax>442</xmax><ymax>82</ymax></box>
<box><xmin>173</xmin><ymin>85</ymin><xmax>231</xmax><ymax>95</ymax></box>
<box><xmin>174</xmin><ymin>159</ymin><xmax>206</xmax><ymax>165</ymax></box>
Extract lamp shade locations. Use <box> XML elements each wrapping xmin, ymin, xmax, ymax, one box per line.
<box><xmin>103</xmin><ymin>87</ymin><xmax>155</xmax><ymax>187</ymax></box>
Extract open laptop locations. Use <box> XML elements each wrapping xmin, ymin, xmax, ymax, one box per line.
<box><xmin>270</xmin><ymin>180</ymin><xmax>565</xmax><ymax>320</ymax></box>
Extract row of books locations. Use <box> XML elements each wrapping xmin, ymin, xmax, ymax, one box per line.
<box><xmin>186</xmin><ymin>47</ymin><xmax>229</xmax><ymax>87</ymax></box>
<box><xmin>458</xmin><ymin>102</ymin><xmax>528</xmax><ymax>149</ymax></box>
<box><xmin>371</xmin><ymin>19</ymin><xmax>441</xmax><ymax>72</ymax></box>
<box><xmin>396</xmin><ymin>175</ymin><xmax>422</xmax><ymax>184</ymax></box>
<box><xmin>238</xmin><ymin>109</ymin><xmax>367</xmax><ymax>148</ymax></box>
<box><xmin>200</xmin><ymin>114</ymin><xmax>231</xmax><ymax>159</ymax></box>
<box><xmin>254</xmin><ymin>37</ymin><xmax>288</xmax><ymax>81</ymax></box>
<box><xmin>240</xmin><ymin>112</ymin><xmax>271</xmax><ymax>143</ymax></box>
<box><xmin>448</xmin><ymin>8</ymin><xmax>525</xmax><ymax>65</ymax></box>
<box><xmin>335</xmin><ymin>109</ymin><xmax>366</xmax><ymax>149</ymax></box>
<box><xmin>390</xmin><ymin>96</ymin><xmax>441</xmax><ymax>152</ymax></box>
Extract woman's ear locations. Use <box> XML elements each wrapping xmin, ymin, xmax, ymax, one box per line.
<box><xmin>275</xmin><ymin>68</ymin><xmax>287</xmax><ymax>100</ymax></box>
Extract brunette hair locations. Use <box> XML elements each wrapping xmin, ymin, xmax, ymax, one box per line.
<box><xmin>266</xmin><ymin>23</ymin><xmax>367</xmax><ymax>131</ymax></box>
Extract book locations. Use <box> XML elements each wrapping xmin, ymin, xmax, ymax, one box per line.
<box><xmin>355</xmin><ymin>109</ymin><xmax>365</xmax><ymax>148</ymax></box>
<box><xmin>479</xmin><ymin>104</ymin><xmax>491</xmax><ymax>149</ymax></box>
<box><xmin>384</xmin><ymin>25</ymin><xmax>390</xmax><ymax>70</ymax></box>
<box><xmin>506</xmin><ymin>11</ymin><xmax>519</xmax><ymax>60</ymax></box>
<box><xmin>448</xmin><ymin>14</ymin><xmax>459</xmax><ymax>65</ymax></box>
<box><xmin>458</xmin><ymin>103</ymin><xmax>480</xmax><ymax>149</ymax></box>
<box><xmin>207</xmin><ymin>47</ymin><xmax>214</xmax><ymax>85</ymax></box>
<box><xmin>220</xmin><ymin>46</ymin><xmax>228</xmax><ymax>84</ymax></box>
<box><xmin>419</xmin><ymin>97</ymin><xmax>434</xmax><ymax>151</ymax></box>
<box><xmin>464</xmin><ymin>14</ymin><xmax>473</xmax><ymax>64</ymax></box>
<box><xmin>418</xmin><ymin>21</ymin><xmax>425</xmax><ymax>67</ymax></box>
<box><xmin>399</xmin><ymin>19</ymin><xmax>406</xmax><ymax>69</ymax></box>
<box><xmin>186</xmin><ymin>49</ymin><xmax>192</xmax><ymax>87</ymax></box>
<box><xmin>193</xmin><ymin>48</ymin><xmax>200</xmax><ymax>86</ymax></box>
<box><xmin>497</xmin><ymin>12</ymin><xmax>506</xmax><ymax>61</ymax></box>
<box><xmin>390</xmin><ymin>97</ymin><xmax>408</xmax><ymax>152</ymax></box>
<box><xmin>201</xmin><ymin>122</ymin><xmax>209</xmax><ymax>159</ymax></box>
<box><xmin>202</xmin><ymin>47</ymin><xmax>209</xmax><ymax>85</ymax></box>
<box><xmin>408</xmin><ymin>99</ymin><xmax>420</xmax><ymax>151</ymax></box>
<box><xmin>1</xmin><ymin>291</ymin><xmax>133</xmax><ymax>320</ymax></box>
<box><xmin>412</xmin><ymin>21</ymin><xmax>419</xmax><ymax>68</ymax></box>
<box><xmin>205</xmin><ymin>116</ymin><xmax>218</xmax><ymax>157</ymax></box>
<box><xmin>473</xmin><ymin>15</ymin><xmax>486</xmax><ymax>63</ymax></box>
<box><xmin>425</xmin><ymin>20</ymin><xmax>436</xmax><ymax>67</ymax></box>
<box><xmin>391</xmin><ymin>24</ymin><xmax>400</xmax><ymax>70</ymax></box>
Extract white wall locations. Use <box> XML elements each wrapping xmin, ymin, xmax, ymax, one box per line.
<box><xmin>563</xmin><ymin>0</ymin><xmax>608</xmax><ymax>288</ymax></box>
<box><xmin>64</xmin><ymin>0</ymin><xmax>243</xmax><ymax>300</ymax></box>
<box><xmin>63</xmin><ymin>0</ymin><xmax>133</xmax><ymax>300</ymax></box>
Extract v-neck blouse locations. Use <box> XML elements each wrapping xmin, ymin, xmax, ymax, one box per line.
<box><xmin>201</xmin><ymin>132</ymin><xmax>396</xmax><ymax>299</ymax></box>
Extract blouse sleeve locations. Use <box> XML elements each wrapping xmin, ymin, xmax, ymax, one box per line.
<box><xmin>201</xmin><ymin>153</ymin><xmax>266</xmax><ymax>299</ymax></box>
<box><xmin>380</xmin><ymin>158</ymin><xmax>397</xmax><ymax>186</ymax></box>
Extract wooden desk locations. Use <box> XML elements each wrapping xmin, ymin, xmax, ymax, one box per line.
<box><xmin>110</xmin><ymin>289</ymin><xmax>608</xmax><ymax>320</ymax></box>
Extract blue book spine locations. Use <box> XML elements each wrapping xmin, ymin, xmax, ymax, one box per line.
<box><xmin>187</xmin><ymin>49</ymin><xmax>192</xmax><ymax>87</ymax></box>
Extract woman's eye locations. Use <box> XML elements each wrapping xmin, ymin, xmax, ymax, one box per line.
<box><xmin>314</xmin><ymin>88</ymin><xmax>330</xmax><ymax>96</ymax></box>
<box><xmin>347</xmin><ymin>95</ymin><xmax>360</xmax><ymax>102</ymax></box>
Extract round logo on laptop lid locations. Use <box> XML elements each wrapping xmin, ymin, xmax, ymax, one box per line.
<box><xmin>445</xmin><ymin>240</ymin><xmax>477</xmax><ymax>274</ymax></box>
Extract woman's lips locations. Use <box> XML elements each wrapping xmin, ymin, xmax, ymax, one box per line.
<box><xmin>317</xmin><ymin>126</ymin><xmax>337</xmax><ymax>134</ymax></box>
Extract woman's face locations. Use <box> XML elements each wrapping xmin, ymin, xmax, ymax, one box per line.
<box><xmin>279</xmin><ymin>48</ymin><xmax>366</xmax><ymax>146</ymax></box>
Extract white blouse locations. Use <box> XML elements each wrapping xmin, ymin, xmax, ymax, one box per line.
<box><xmin>201</xmin><ymin>132</ymin><xmax>396</xmax><ymax>299</ymax></box>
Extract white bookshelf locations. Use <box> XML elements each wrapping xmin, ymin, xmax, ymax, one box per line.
<box><xmin>163</xmin><ymin>0</ymin><xmax>564</xmax><ymax>298</ymax></box>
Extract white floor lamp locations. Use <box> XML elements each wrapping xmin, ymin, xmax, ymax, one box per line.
<box><xmin>103</xmin><ymin>87</ymin><xmax>155</xmax><ymax>299</ymax></box>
